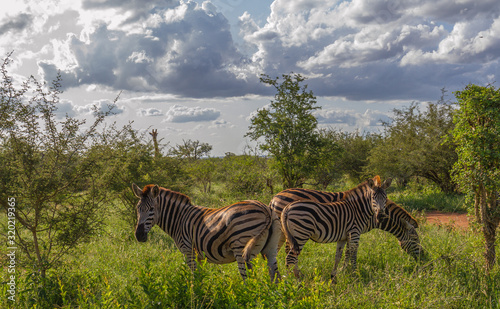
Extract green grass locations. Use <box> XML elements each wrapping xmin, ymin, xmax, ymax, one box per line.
<box><xmin>388</xmin><ymin>183</ymin><xmax>467</xmax><ymax>213</ymax></box>
<box><xmin>2</xmin><ymin>185</ymin><xmax>499</xmax><ymax>308</ymax></box>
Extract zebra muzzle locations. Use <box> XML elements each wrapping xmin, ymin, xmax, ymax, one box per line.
<box><xmin>135</xmin><ymin>223</ymin><xmax>148</xmax><ymax>242</ymax></box>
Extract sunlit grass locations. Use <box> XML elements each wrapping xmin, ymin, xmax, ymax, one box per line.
<box><xmin>2</xmin><ymin>185</ymin><xmax>498</xmax><ymax>308</ymax></box>
<box><xmin>388</xmin><ymin>182</ymin><xmax>467</xmax><ymax>213</ymax></box>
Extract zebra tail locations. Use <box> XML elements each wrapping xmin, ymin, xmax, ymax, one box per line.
<box><xmin>281</xmin><ymin>204</ymin><xmax>300</xmax><ymax>255</ymax></box>
<box><xmin>242</xmin><ymin>206</ymin><xmax>273</xmax><ymax>264</ymax></box>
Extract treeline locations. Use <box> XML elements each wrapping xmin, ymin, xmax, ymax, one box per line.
<box><xmin>1</xmin><ymin>56</ymin><xmax>499</xmax><ymax>277</ymax></box>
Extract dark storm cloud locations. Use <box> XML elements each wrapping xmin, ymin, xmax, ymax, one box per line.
<box><xmin>241</xmin><ymin>0</ymin><xmax>500</xmax><ymax>101</ymax></box>
<box><xmin>37</xmin><ymin>0</ymin><xmax>500</xmax><ymax>102</ymax></box>
<box><xmin>40</xmin><ymin>1</ymin><xmax>261</xmax><ymax>98</ymax></box>
<box><xmin>0</xmin><ymin>13</ymin><xmax>33</xmax><ymax>35</ymax></box>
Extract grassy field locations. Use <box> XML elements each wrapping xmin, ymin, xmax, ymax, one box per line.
<box><xmin>1</xmin><ymin>186</ymin><xmax>499</xmax><ymax>308</ymax></box>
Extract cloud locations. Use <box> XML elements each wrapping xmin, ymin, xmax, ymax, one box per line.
<box><xmin>55</xmin><ymin>100</ymin><xmax>77</xmax><ymax>118</ymax></box>
<box><xmin>137</xmin><ymin>107</ymin><xmax>163</xmax><ymax>116</ymax></box>
<box><xmin>39</xmin><ymin>1</ymin><xmax>261</xmax><ymax>97</ymax></box>
<box><xmin>74</xmin><ymin>100</ymin><xmax>125</xmax><ymax>116</ymax></box>
<box><xmin>209</xmin><ymin>119</ymin><xmax>234</xmax><ymax>129</ymax></box>
<box><xmin>10</xmin><ymin>0</ymin><xmax>500</xmax><ymax>105</ymax></box>
<box><xmin>0</xmin><ymin>13</ymin><xmax>33</xmax><ymax>35</ymax></box>
<box><xmin>400</xmin><ymin>17</ymin><xmax>500</xmax><ymax>66</ymax></box>
<box><xmin>82</xmin><ymin>0</ymin><xmax>177</xmax><ymax>24</ymax></box>
<box><xmin>54</xmin><ymin>99</ymin><xmax>124</xmax><ymax>118</ymax></box>
<box><xmin>315</xmin><ymin>108</ymin><xmax>390</xmax><ymax>128</ymax></box>
<box><xmin>164</xmin><ymin>104</ymin><xmax>220</xmax><ymax>123</ymax></box>
<box><xmin>241</xmin><ymin>0</ymin><xmax>500</xmax><ymax>100</ymax></box>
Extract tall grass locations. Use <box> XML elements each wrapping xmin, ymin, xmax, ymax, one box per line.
<box><xmin>388</xmin><ymin>182</ymin><xmax>467</xmax><ymax>213</ymax></box>
<box><xmin>2</xmin><ymin>186</ymin><xmax>498</xmax><ymax>308</ymax></box>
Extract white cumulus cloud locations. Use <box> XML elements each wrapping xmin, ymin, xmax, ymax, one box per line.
<box><xmin>164</xmin><ymin>104</ymin><xmax>220</xmax><ymax>123</ymax></box>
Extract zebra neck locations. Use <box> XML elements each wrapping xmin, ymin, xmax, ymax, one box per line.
<box><xmin>343</xmin><ymin>187</ymin><xmax>376</xmax><ymax>219</ymax></box>
<box><xmin>361</xmin><ymin>187</ymin><xmax>377</xmax><ymax>217</ymax></box>
<box><xmin>378</xmin><ymin>217</ymin><xmax>405</xmax><ymax>239</ymax></box>
<box><xmin>156</xmin><ymin>192</ymin><xmax>201</xmax><ymax>236</ymax></box>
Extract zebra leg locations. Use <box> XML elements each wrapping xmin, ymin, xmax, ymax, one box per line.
<box><xmin>263</xmin><ymin>250</ymin><xmax>280</xmax><ymax>283</ymax></box>
<box><xmin>185</xmin><ymin>252</ymin><xmax>197</xmax><ymax>273</ymax></box>
<box><xmin>285</xmin><ymin>249</ymin><xmax>301</xmax><ymax>278</ymax></box>
<box><xmin>331</xmin><ymin>240</ymin><xmax>347</xmax><ymax>284</ymax></box>
<box><xmin>345</xmin><ymin>232</ymin><xmax>360</xmax><ymax>273</ymax></box>
<box><xmin>261</xmin><ymin>219</ymin><xmax>282</xmax><ymax>283</ymax></box>
<box><xmin>235</xmin><ymin>252</ymin><xmax>252</xmax><ymax>281</ymax></box>
<box><xmin>277</xmin><ymin>232</ymin><xmax>287</xmax><ymax>252</ymax></box>
<box><xmin>285</xmin><ymin>237</ymin><xmax>310</xmax><ymax>279</ymax></box>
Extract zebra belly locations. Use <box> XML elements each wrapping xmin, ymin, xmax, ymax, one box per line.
<box><xmin>204</xmin><ymin>254</ymin><xmax>236</xmax><ymax>264</ymax></box>
<box><xmin>311</xmin><ymin>231</ymin><xmax>347</xmax><ymax>244</ymax></box>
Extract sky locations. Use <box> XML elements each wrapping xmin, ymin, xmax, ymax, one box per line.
<box><xmin>1</xmin><ymin>0</ymin><xmax>499</xmax><ymax>156</ymax></box>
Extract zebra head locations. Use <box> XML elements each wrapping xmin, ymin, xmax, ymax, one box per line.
<box><xmin>367</xmin><ymin>176</ymin><xmax>392</xmax><ymax>222</ymax></box>
<box><xmin>399</xmin><ymin>220</ymin><xmax>426</xmax><ymax>261</ymax></box>
<box><xmin>132</xmin><ymin>183</ymin><xmax>160</xmax><ymax>242</ymax></box>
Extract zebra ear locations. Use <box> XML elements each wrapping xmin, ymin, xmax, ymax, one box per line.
<box><xmin>367</xmin><ymin>178</ymin><xmax>375</xmax><ymax>189</ymax></box>
<box><xmin>151</xmin><ymin>185</ymin><xmax>160</xmax><ymax>199</ymax></box>
<box><xmin>407</xmin><ymin>217</ymin><xmax>419</xmax><ymax>228</ymax></box>
<box><xmin>403</xmin><ymin>219</ymin><xmax>415</xmax><ymax>230</ymax></box>
<box><xmin>381</xmin><ymin>178</ymin><xmax>392</xmax><ymax>190</ymax></box>
<box><xmin>132</xmin><ymin>183</ymin><xmax>143</xmax><ymax>198</ymax></box>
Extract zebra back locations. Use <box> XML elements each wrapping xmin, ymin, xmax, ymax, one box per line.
<box><xmin>133</xmin><ymin>184</ymin><xmax>276</xmax><ymax>266</ymax></box>
<box><xmin>271</xmin><ymin>185</ymin><xmax>424</xmax><ymax>259</ymax></box>
<box><xmin>282</xmin><ymin>180</ymin><xmax>383</xmax><ymax>254</ymax></box>
<box><xmin>270</xmin><ymin>187</ymin><xmax>344</xmax><ymax>215</ymax></box>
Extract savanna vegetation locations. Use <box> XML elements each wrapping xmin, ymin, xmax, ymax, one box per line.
<box><xmin>1</xmin><ymin>55</ymin><xmax>499</xmax><ymax>308</ymax></box>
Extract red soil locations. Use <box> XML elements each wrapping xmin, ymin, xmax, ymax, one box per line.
<box><xmin>425</xmin><ymin>211</ymin><xmax>469</xmax><ymax>229</ymax></box>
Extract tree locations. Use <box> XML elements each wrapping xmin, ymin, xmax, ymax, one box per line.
<box><xmin>246</xmin><ymin>73</ymin><xmax>322</xmax><ymax>188</ymax></box>
<box><xmin>187</xmin><ymin>158</ymin><xmax>217</xmax><ymax>193</ymax></box>
<box><xmin>91</xmin><ymin>126</ymin><xmax>185</xmax><ymax>229</ymax></box>
<box><xmin>219</xmin><ymin>150</ymin><xmax>271</xmax><ymax>195</ymax></box>
<box><xmin>0</xmin><ymin>54</ymin><xmax>118</xmax><ymax>277</ymax></box>
<box><xmin>309</xmin><ymin>129</ymin><xmax>344</xmax><ymax>189</ymax></box>
<box><xmin>169</xmin><ymin>139</ymin><xmax>212</xmax><ymax>160</ymax></box>
<box><xmin>367</xmin><ymin>93</ymin><xmax>457</xmax><ymax>192</ymax></box>
<box><xmin>452</xmin><ymin>84</ymin><xmax>500</xmax><ymax>271</ymax></box>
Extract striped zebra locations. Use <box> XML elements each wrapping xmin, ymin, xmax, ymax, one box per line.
<box><xmin>132</xmin><ymin>184</ymin><xmax>281</xmax><ymax>282</ymax></box>
<box><xmin>281</xmin><ymin>176</ymin><xmax>392</xmax><ymax>282</ymax></box>
<box><xmin>270</xmin><ymin>188</ymin><xmax>424</xmax><ymax>261</ymax></box>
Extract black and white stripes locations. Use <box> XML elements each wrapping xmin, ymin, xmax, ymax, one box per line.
<box><xmin>269</xmin><ymin>186</ymin><xmax>424</xmax><ymax>261</ymax></box>
<box><xmin>132</xmin><ymin>184</ymin><xmax>281</xmax><ymax>282</ymax></box>
<box><xmin>280</xmin><ymin>176</ymin><xmax>392</xmax><ymax>282</ymax></box>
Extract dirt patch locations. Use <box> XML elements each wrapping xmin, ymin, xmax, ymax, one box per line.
<box><xmin>425</xmin><ymin>211</ymin><xmax>469</xmax><ymax>229</ymax></box>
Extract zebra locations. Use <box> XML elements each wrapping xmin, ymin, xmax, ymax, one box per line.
<box><xmin>132</xmin><ymin>183</ymin><xmax>281</xmax><ymax>282</ymax></box>
<box><xmin>270</xmin><ymin>188</ymin><xmax>424</xmax><ymax>262</ymax></box>
<box><xmin>280</xmin><ymin>176</ymin><xmax>392</xmax><ymax>282</ymax></box>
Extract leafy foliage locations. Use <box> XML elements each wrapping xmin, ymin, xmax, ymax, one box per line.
<box><xmin>452</xmin><ymin>83</ymin><xmax>500</xmax><ymax>271</ymax></box>
<box><xmin>169</xmin><ymin>139</ymin><xmax>212</xmax><ymax>160</ymax></box>
<box><xmin>367</xmin><ymin>92</ymin><xmax>457</xmax><ymax>192</ymax></box>
<box><xmin>314</xmin><ymin>129</ymin><xmax>380</xmax><ymax>188</ymax></box>
<box><xmin>246</xmin><ymin>73</ymin><xmax>322</xmax><ymax>188</ymax></box>
<box><xmin>220</xmin><ymin>153</ymin><xmax>271</xmax><ymax>195</ymax></box>
<box><xmin>186</xmin><ymin>158</ymin><xmax>218</xmax><ymax>193</ymax></box>
<box><xmin>0</xmin><ymin>54</ymin><xmax>117</xmax><ymax>277</ymax></box>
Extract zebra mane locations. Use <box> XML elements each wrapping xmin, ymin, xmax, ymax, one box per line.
<box><xmin>141</xmin><ymin>184</ymin><xmax>193</xmax><ymax>205</ymax></box>
<box><xmin>386</xmin><ymin>199</ymin><xmax>418</xmax><ymax>228</ymax></box>
<box><xmin>344</xmin><ymin>179</ymin><xmax>372</xmax><ymax>197</ymax></box>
